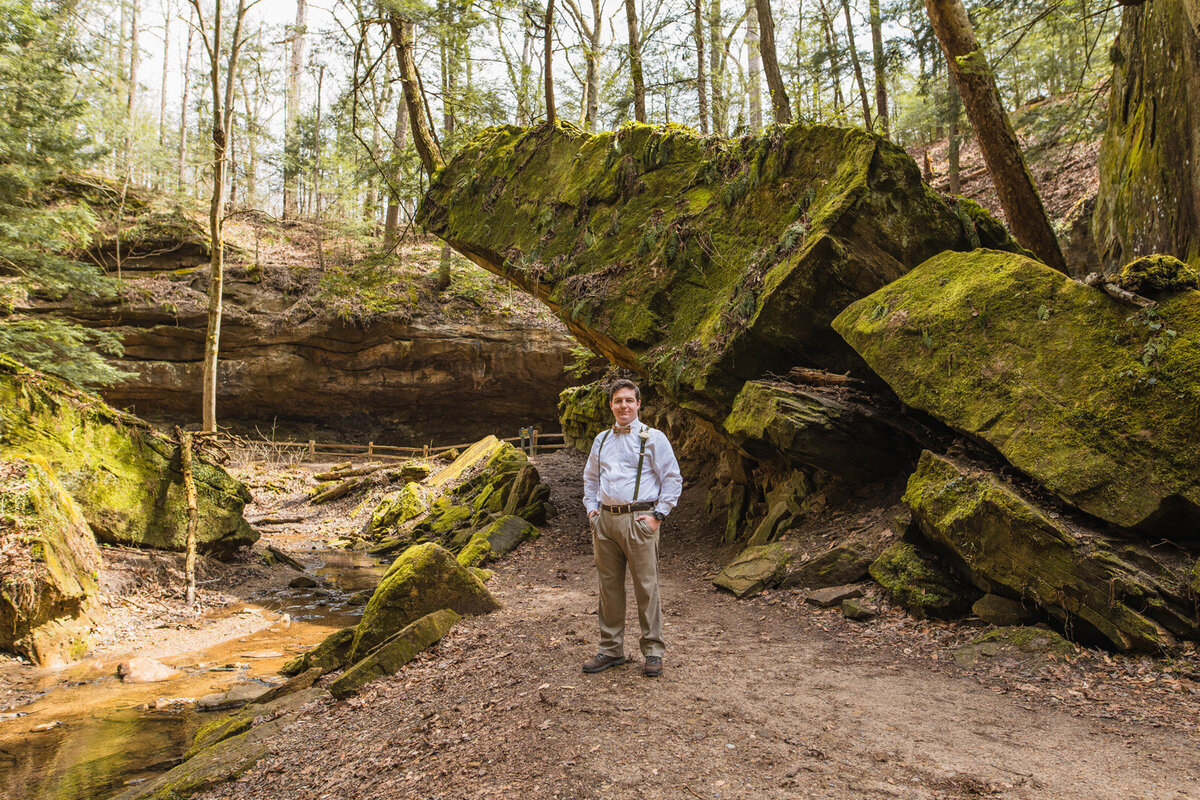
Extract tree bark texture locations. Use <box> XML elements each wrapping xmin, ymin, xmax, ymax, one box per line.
<box><xmin>745</xmin><ymin>0</ymin><xmax>762</xmax><ymax>129</ymax></box>
<box><xmin>925</xmin><ymin>0</ymin><xmax>1068</xmax><ymax>273</ymax></box>
<box><xmin>175</xmin><ymin>427</ymin><xmax>199</xmax><ymax>608</ymax></box>
<box><xmin>178</xmin><ymin>15</ymin><xmax>193</xmax><ymax>192</ymax></box>
<box><xmin>841</xmin><ymin>0</ymin><xmax>871</xmax><ymax>127</ymax></box>
<box><xmin>753</xmin><ymin>0</ymin><xmax>791</xmax><ymax>123</ymax></box>
<box><xmin>708</xmin><ymin>0</ymin><xmax>727</xmax><ymax>134</ymax></box>
<box><xmin>545</xmin><ymin>0</ymin><xmax>556</xmax><ymax>124</ymax></box>
<box><xmin>283</xmin><ymin>0</ymin><xmax>306</xmax><ymax>219</ymax></box>
<box><xmin>384</xmin><ymin>97</ymin><xmax>409</xmax><ymax>245</ymax></box>
<box><xmin>1094</xmin><ymin>0</ymin><xmax>1200</xmax><ymax>270</ymax></box>
<box><xmin>625</xmin><ymin>0</ymin><xmax>646</xmax><ymax>122</ymax></box>
<box><xmin>694</xmin><ymin>0</ymin><xmax>709</xmax><ymax>133</ymax></box>
<box><xmin>869</xmin><ymin>0</ymin><xmax>889</xmax><ymax>136</ymax></box>
<box><xmin>390</xmin><ymin>17</ymin><xmax>445</xmax><ymax>175</ymax></box>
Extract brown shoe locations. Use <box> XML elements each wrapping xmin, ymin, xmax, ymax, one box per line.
<box><xmin>582</xmin><ymin>653</ymin><xmax>626</xmax><ymax>673</ymax></box>
<box><xmin>643</xmin><ymin>656</ymin><xmax>663</xmax><ymax>677</ymax></box>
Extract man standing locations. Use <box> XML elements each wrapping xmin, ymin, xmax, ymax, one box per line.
<box><xmin>582</xmin><ymin>379</ymin><xmax>682</xmax><ymax>678</ymax></box>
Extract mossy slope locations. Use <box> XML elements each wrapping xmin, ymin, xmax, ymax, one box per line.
<box><xmin>904</xmin><ymin>451</ymin><xmax>1197</xmax><ymax>650</ymax></box>
<box><xmin>419</xmin><ymin>122</ymin><xmax>1012</xmax><ymax>421</ymax></box>
<box><xmin>834</xmin><ymin>249</ymin><xmax>1200</xmax><ymax>529</ymax></box>
<box><xmin>0</xmin><ymin>355</ymin><xmax>256</xmax><ymax>555</ymax></box>
<box><xmin>0</xmin><ymin>456</ymin><xmax>101</xmax><ymax>665</ymax></box>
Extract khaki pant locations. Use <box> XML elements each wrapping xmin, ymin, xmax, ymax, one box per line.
<box><xmin>591</xmin><ymin>509</ymin><xmax>664</xmax><ymax>658</ymax></box>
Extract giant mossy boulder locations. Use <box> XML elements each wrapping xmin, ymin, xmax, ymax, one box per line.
<box><xmin>1094</xmin><ymin>0</ymin><xmax>1200</xmax><ymax>270</ymax></box>
<box><xmin>419</xmin><ymin>123</ymin><xmax>1012</xmax><ymax>421</ymax></box>
<box><xmin>0</xmin><ymin>356</ymin><xmax>256</xmax><ymax>555</ymax></box>
<box><xmin>722</xmin><ymin>379</ymin><xmax>914</xmax><ymax>479</ymax></box>
<box><xmin>903</xmin><ymin>451</ymin><xmax>1196</xmax><ymax>650</ymax></box>
<box><xmin>0</xmin><ymin>456</ymin><xmax>101</xmax><ymax>665</ymax></box>
<box><xmin>350</xmin><ymin>543</ymin><xmax>499</xmax><ymax>660</ymax></box>
<box><xmin>833</xmin><ymin>249</ymin><xmax>1200</xmax><ymax>530</ymax></box>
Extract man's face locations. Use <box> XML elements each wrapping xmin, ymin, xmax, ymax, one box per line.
<box><xmin>610</xmin><ymin>387</ymin><xmax>640</xmax><ymax>427</ymax></box>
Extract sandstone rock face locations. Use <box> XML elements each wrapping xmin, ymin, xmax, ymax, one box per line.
<box><xmin>0</xmin><ymin>356</ymin><xmax>257</xmax><ymax>555</ymax></box>
<box><xmin>904</xmin><ymin>451</ymin><xmax>1196</xmax><ymax>651</ymax></box>
<box><xmin>1095</xmin><ymin>0</ymin><xmax>1200</xmax><ymax>270</ymax></box>
<box><xmin>0</xmin><ymin>456</ymin><xmax>101</xmax><ymax>666</ymax></box>
<box><xmin>834</xmin><ymin>249</ymin><xmax>1200</xmax><ymax>531</ymax></box>
<box><xmin>350</xmin><ymin>543</ymin><xmax>499</xmax><ymax>661</ymax></box>
<box><xmin>712</xmin><ymin>544</ymin><xmax>792</xmax><ymax>598</ymax></box>
<box><xmin>330</xmin><ymin>609</ymin><xmax>460</xmax><ymax>699</ymax></box>
<box><xmin>420</xmin><ymin>123</ymin><xmax>1013</xmax><ymax>423</ymax></box>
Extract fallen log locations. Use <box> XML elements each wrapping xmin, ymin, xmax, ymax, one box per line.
<box><xmin>310</xmin><ymin>476</ymin><xmax>365</xmax><ymax>505</ymax></box>
<box><xmin>265</xmin><ymin>545</ymin><xmax>306</xmax><ymax>572</ymax></box>
<box><xmin>313</xmin><ymin>463</ymin><xmax>384</xmax><ymax>481</ymax></box>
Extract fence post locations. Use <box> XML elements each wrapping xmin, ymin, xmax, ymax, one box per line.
<box><xmin>423</xmin><ymin>444</ymin><xmax>429</xmax><ymax>458</ymax></box>
<box><xmin>368</xmin><ymin>441</ymin><xmax>374</xmax><ymax>457</ymax></box>
<box><xmin>531</xmin><ymin>429</ymin><xmax>539</xmax><ymax>456</ymax></box>
<box><xmin>307</xmin><ymin>440</ymin><xmax>315</xmax><ymax>460</ymax></box>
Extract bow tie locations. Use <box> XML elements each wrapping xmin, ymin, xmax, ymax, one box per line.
<box><xmin>612</xmin><ymin>425</ymin><xmax>632</xmax><ymax>434</ymax></box>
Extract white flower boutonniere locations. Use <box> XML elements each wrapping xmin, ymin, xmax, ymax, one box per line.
<box><xmin>638</xmin><ymin>426</ymin><xmax>651</xmax><ymax>441</ymax></box>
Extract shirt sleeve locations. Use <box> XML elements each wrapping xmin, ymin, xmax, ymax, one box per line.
<box><xmin>651</xmin><ymin>431</ymin><xmax>683</xmax><ymax>516</ymax></box>
<box><xmin>582</xmin><ymin>434</ymin><xmax>602</xmax><ymax>514</ymax></box>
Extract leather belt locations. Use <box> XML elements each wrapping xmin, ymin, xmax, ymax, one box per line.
<box><xmin>601</xmin><ymin>501</ymin><xmax>656</xmax><ymax>514</ymax></box>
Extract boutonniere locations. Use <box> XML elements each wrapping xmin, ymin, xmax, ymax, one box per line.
<box><xmin>638</xmin><ymin>427</ymin><xmax>650</xmax><ymax>441</ymax></box>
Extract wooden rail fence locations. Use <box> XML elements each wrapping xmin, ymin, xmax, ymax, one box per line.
<box><xmin>239</xmin><ymin>428</ymin><xmax>567</xmax><ymax>463</ymax></box>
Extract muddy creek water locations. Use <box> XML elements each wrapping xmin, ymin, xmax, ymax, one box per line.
<box><xmin>0</xmin><ymin>550</ymin><xmax>386</xmax><ymax>800</ymax></box>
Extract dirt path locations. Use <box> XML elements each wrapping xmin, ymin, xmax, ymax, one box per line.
<box><xmin>198</xmin><ymin>451</ymin><xmax>1200</xmax><ymax>800</ymax></box>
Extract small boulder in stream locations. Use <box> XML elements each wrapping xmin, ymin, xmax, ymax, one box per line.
<box><xmin>118</xmin><ymin>657</ymin><xmax>180</xmax><ymax>683</ymax></box>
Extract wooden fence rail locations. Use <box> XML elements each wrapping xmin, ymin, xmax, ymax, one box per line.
<box><xmin>235</xmin><ymin>429</ymin><xmax>568</xmax><ymax>464</ymax></box>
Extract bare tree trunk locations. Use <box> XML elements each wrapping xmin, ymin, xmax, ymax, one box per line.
<box><xmin>753</xmin><ymin>0</ymin><xmax>791</xmax><ymax>123</ymax></box>
<box><xmin>564</xmin><ymin>0</ymin><xmax>602</xmax><ymax>128</ymax></box>
<box><xmin>177</xmin><ymin>15</ymin><xmax>193</xmax><ymax>193</ymax></box>
<box><xmin>191</xmin><ymin>0</ymin><xmax>251</xmax><ymax>433</ymax></box>
<box><xmin>175</xmin><ymin>427</ymin><xmax>199</xmax><ymax>609</ymax></box>
<box><xmin>545</xmin><ymin>0</ymin><xmax>556</xmax><ymax>124</ymax></box>
<box><xmin>694</xmin><ymin>0</ymin><xmax>708</xmax><ymax>133</ymax></box>
<box><xmin>925</xmin><ymin>0</ymin><xmax>1067</xmax><ymax>272</ymax></box>
<box><xmin>869</xmin><ymin>0</ymin><xmax>889</xmax><ymax>137</ymax></box>
<box><xmin>745</xmin><ymin>0</ymin><xmax>761</xmax><ymax>129</ymax></box>
<box><xmin>841</xmin><ymin>0</ymin><xmax>871</xmax><ymax>127</ymax></box>
<box><xmin>624</xmin><ymin>0</ymin><xmax>646</xmax><ymax>122</ymax></box>
<box><xmin>312</xmin><ymin>64</ymin><xmax>323</xmax><ymax>221</ymax></box>
<box><xmin>384</xmin><ymin>96</ymin><xmax>408</xmax><ymax>245</ymax></box>
<box><xmin>283</xmin><ymin>0</ymin><xmax>306</xmax><ymax>219</ymax></box>
<box><xmin>947</xmin><ymin>72</ymin><xmax>961</xmax><ymax>194</ymax></box>
<box><xmin>520</xmin><ymin>15</ymin><xmax>534</xmax><ymax>123</ymax></box>
<box><xmin>708</xmin><ymin>0</ymin><xmax>727</xmax><ymax>134</ymax></box>
<box><xmin>817</xmin><ymin>0</ymin><xmax>844</xmax><ymax>118</ymax></box>
<box><xmin>159</xmin><ymin>5</ymin><xmax>169</xmax><ymax>148</ymax></box>
<box><xmin>390</xmin><ymin>17</ymin><xmax>445</xmax><ymax>175</ymax></box>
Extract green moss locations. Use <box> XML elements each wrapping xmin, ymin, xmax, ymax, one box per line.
<box><xmin>419</xmin><ymin>123</ymin><xmax>1014</xmax><ymax>423</ymax></box>
<box><xmin>368</xmin><ymin>482</ymin><xmax>426</xmax><ymax>537</ymax></box>
<box><xmin>330</xmin><ymin>610</ymin><xmax>459</xmax><ymax>699</ymax></box>
<box><xmin>280</xmin><ymin>626</ymin><xmax>356</xmax><ymax>676</ymax></box>
<box><xmin>835</xmin><ymin>249</ymin><xmax>1200</xmax><ymax>529</ymax></box>
<box><xmin>1118</xmin><ymin>254</ymin><xmax>1200</xmax><ymax>294</ymax></box>
<box><xmin>869</xmin><ymin>540</ymin><xmax>976</xmax><ymax>619</ymax></box>
<box><xmin>456</xmin><ymin>515</ymin><xmax>537</xmax><ymax>568</ymax></box>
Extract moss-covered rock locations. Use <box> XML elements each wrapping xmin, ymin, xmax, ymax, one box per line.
<box><xmin>723</xmin><ymin>379</ymin><xmax>913</xmax><ymax>479</ymax></box>
<box><xmin>903</xmin><ymin>451</ymin><xmax>1194</xmax><ymax>650</ymax></box>
<box><xmin>834</xmin><ymin>249</ymin><xmax>1200</xmax><ymax>530</ymax></box>
<box><xmin>1094</xmin><ymin>0</ymin><xmax>1200</xmax><ymax>270</ymax></box>
<box><xmin>1117</xmin><ymin>254</ymin><xmax>1200</xmax><ymax>294</ymax></box>
<box><xmin>558</xmin><ymin>382</ymin><xmax>611</xmax><ymax>452</ymax></box>
<box><xmin>420</xmin><ymin>123</ymin><xmax>1013</xmax><ymax>423</ymax></box>
<box><xmin>953</xmin><ymin>625</ymin><xmax>1076</xmax><ymax>668</ymax></box>
<box><xmin>713</xmin><ymin>543</ymin><xmax>792</xmax><ymax>598</ymax></box>
<box><xmin>184</xmin><ymin>686</ymin><xmax>325</xmax><ymax>760</ymax></box>
<box><xmin>0</xmin><ymin>456</ymin><xmax>101</xmax><ymax>666</ymax></box>
<box><xmin>350</xmin><ymin>543</ymin><xmax>499</xmax><ymax>661</ymax></box>
<box><xmin>784</xmin><ymin>544</ymin><xmax>875</xmax><ymax>590</ymax></box>
<box><xmin>280</xmin><ymin>625</ymin><xmax>356</xmax><ymax>676</ymax></box>
<box><xmin>330</xmin><ymin>609</ymin><xmax>460</xmax><ymax>699</ymax></box>
<box><xmin>869</xmin><ymin>540</ymin><xmax>977</xmax><ymax>619</ymax></box>
<box><xmin>368</xmin><ymin>482</ymin><xmax>426</xmax><ymax>537</ymax></box>
<box><xmin>427</xmin><ymin>436</ymin><xmax>506</xmax><ymax>488</ymax></box>
<box><xmin>0</xmin><ymin>355</ymin><xmax>256</xmax><ymax>555</ymax></box>
<box><xmin>456</xmin><ymin>515</ymin><xmax>538</xmax><ymax>568</ymax></box>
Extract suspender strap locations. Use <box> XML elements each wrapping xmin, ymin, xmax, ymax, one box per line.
<box><xmin>632</xmin><ymin>429</ymin><xmax>648</xmax><ymax>501</ymax></box>
<box><xmin>596</xmin><ymin>429</ymin><xmax>611</xmax><ymax>481</ymax></box>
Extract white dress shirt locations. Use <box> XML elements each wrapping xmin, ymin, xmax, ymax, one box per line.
<box><xmin>582</xmin><ymin>418</ymin><xmax>683</xmax><ymax>517</ymax></box>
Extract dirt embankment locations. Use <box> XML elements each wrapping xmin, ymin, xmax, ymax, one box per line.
<box><xmin>191</xmin><ymin>451</ymin><xmax>1200</xmax><ymax>800</ymax></box>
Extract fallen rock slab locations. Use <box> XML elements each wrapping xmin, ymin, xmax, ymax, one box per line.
<box><xmin>713</xmin><ymin>544</ymin><xmax>792</xmax><ymax>598</ymax></box>
<box><xmin>330</xmin><ymin>609</ymin><xmax>460</xmax><ymax>699</ymax></box>
<box><xmin>196</xmin><ymin>682</ymin><xmax>268</xmax><ymax>711</ymax></box>
<box><xmin>805</xmin><ymin>584</ymin><xmax>864</xmax><ymax>608</ymax></box>
<box><xmin>834</xmin><ymin>249</ymin><xmax>1200</xmax><ymax>530</ymax></box>
<box><xmin>185</xmin><ymin>686</ymin><xmax>326</xmax><ymax>760</ymax></box>
<box><xmin>118</xmin><ymin>657</ymin><xmax>180</xmax><ymax>683</ymax></box>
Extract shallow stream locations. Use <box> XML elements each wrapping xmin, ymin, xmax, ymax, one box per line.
<box><xmin>0</xmin><ymin>550</ymin><xmax>386</xmax><ymax>800</ymax></box>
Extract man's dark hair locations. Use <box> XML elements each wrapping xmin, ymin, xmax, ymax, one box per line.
<box><xmin>608</xmin><ymin>378</ymin><xmax>640</xmax><ymax>402</ymax></box>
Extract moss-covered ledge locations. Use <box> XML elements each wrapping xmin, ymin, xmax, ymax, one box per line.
<box><xmin>0</xmin><ymin>355</ymin><xmax>256</xmax><ymax>555</ymax></box>
<box><xmin>834</xmin><ymin>249</ymin><xmax>1200</xmax><ymax>530</ymax></box>
<box><xmin>419</xmin><ymin>122</ymin><xmax>1014</xmax><ymax>422</ymax></box>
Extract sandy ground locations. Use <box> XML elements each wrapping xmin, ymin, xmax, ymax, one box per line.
<box><xmin>186</xmin><ymin>451</ymin><xmax>1200</xmax><ymax>800</ymax></box>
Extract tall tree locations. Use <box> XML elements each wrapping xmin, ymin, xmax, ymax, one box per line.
<box><xmin>563</xmin><ymin>0</ymin><xmax>602</xmax><ymax>129</ymax></box>
<box><xmin>745</xmin><ymin>0</ymin><xmax>761</xmax><ymax>128</ymax></box>
<box><xmin>753</xmin><ymin>0</ymin><xmax>791</xmax><ymax>123</ymax></box>
<box><xmin>283</xmin><ymin>0</ymin><xmax>306</xmax><ymax>219</ymax></box>
<box><xmin>708</xmin><ymin>0</ymin><xmax>726</xmax><ymax>134</ymax></box>
<box><xmin>545</xmin><ymin>0</ymin><xmax>556</xmax><ymax>124</ymax></box>
<box><xmin>625</xmin><ymin>0</ymin><xmax>646</xmax><ymax>121</ymax></box>
<box><xmin>925</xmin><ymin>0</ymin><xmax>1067</xmax><ymax>273</ymax></box>
<box><xmin>694</xmin><ymin>0</ymin><xmax>708</xmax><ymax>133</ymax></box>
<box><xmin>177</xmin><ymin>7</ymin><xmax>193</xmax><ymax>192</ymax></box>
<box><xmin>389</xmin><ymin>17</ymin><xmax>443</xmax><ymax>175</ymax></box>
<box><xmin>868</xmin><ymin>0</ymin><xmax>888</xmax><ymax>136</ymax></box>
<box><xmin>383</xmin><ymin>95</ymin><xmax>408</xmax><ymax>245</ymax></box>
<box><xmin>158</xmin><ymin>1</ymin><xmax>170</xmax><ymax>148</ymax></box>
<box><xmin>188</xmin><ymin>0</ymin><xmax>255</xmax><ymax>432</ymax></box>
<box><xmin>841</xmin><ymin>0</ymin><xmax>871</xmax><ymax>127</ymax></box>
